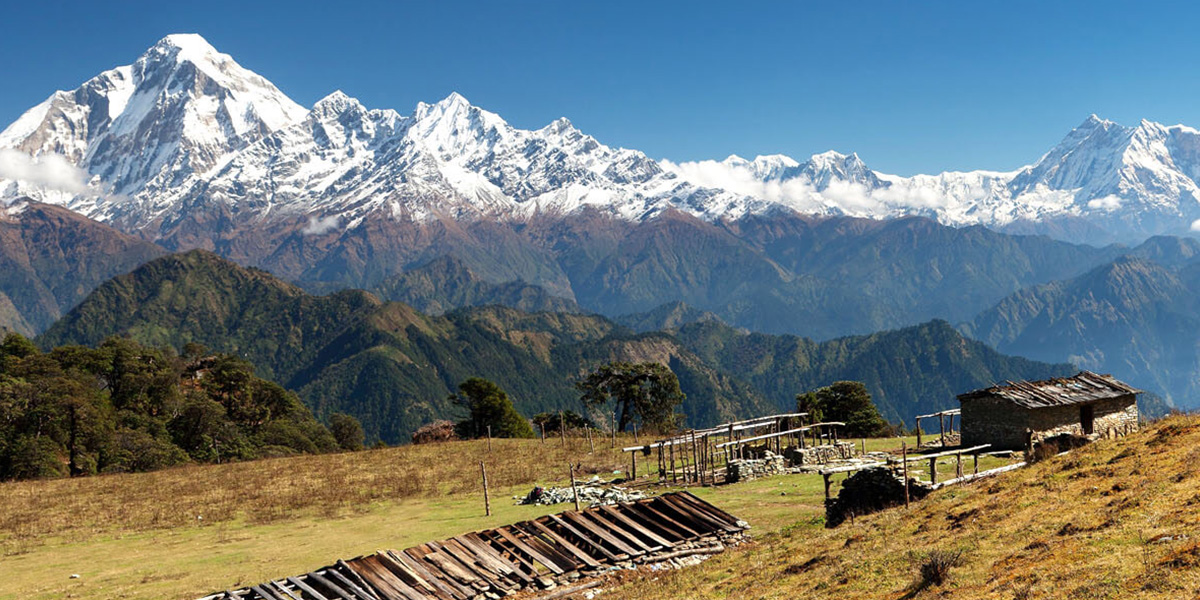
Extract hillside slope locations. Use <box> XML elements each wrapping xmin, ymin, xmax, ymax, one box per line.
<box><xmin>967</xmin><ymin>255</ymin><xmax>1200</xmax><ymax>407</ymax></box>
<box><xmin>0</xmin><ymin>201</ymin><xmax>166</xmax><ymax>334</ymax></box>
<box><xmin>41</xmin><ymin>251</ymin><xmax>1073</xmax><ymax>441</ymax></box>
<box><xmin>606</xmin><ymin>416</ymin><xmax>1200</xmax><ymax>600</ymax></box>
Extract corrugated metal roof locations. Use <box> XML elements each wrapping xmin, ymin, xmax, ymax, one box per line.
<box><xmin>957</xmin><ymin>371</ymin><xmax>1140</xmax><ymax>409</ymax></box>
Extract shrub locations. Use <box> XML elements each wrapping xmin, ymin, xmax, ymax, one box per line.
<box><xmin>412</xmin><ymin>420</ymin><xmax>458</xmax><ymax>444</ymax></box>
<box><xmin>918</xmin><ymin>549</ymin><xmax>964</xmax><ymax>587</ymax></box>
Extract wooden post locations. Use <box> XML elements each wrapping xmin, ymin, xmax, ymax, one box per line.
<box><xmin>633</xmin><ymin>424</ymin><xmax>639</xmax><ymax>443</ymax></box>
<box><xmin>916</xmin><ymin>417</ymin><xmax>922</xmax><ymax>448</ymax></box>
<box><xmin>691</xmin><ymin>431</ymin><xmax>700</xmax><ymax>485</ymax></box>
<box><xmin>481</xmin><ymin>461</ymin><xmax>491</xmax><ymax>516</ymax></box>
<box><xmin>569</xmin><ymin>463</ymin><xmax>581</xmax><ymax>511</ymax></box>
<box><xmin>861</xmin><ymin>438</ymin><xmax>866</xmax><ymax>456</ymax></box>
<box><xmin>955</xmin><ymin>452</ymin><xmax>962</xmax><ymax>478</ymax></box>
<box><xmin>540</xmin><ymin>422</ymin><xmax>546</xmax><ymax>444</ymax></box>
<box><xmin>669</xmin><ymin>441</ymin><xmax>677</xmax><ymax>484</ymax></box>
<box><xmin>929</xmin><ymin>456</ymin><xmax>938</xmax><ymax>485</ymax></box>
<box><xmin>901</xmin><ymin>442</ymin><xmax>910</xmax><ymax>509</ymax></box>
<box><xmin>487</xmin><ymin>426</ymin><xmax>492</xmax><ymax>452</ymax></box>
<box><xmin>560</xmin><ymin>412</ymin><xmax>566</xmax><ymax>446</ymax></box>
<box><xmin>631</xmin><ymin>450</ymin><xmax>637</xmax><ymax>480</ymax></box>
<box><xmin>823</xmin><ymin>473</ymin><xmax>832</xmax><ymax>500</ymax></box>
<box><xmin>939</xmin><ymin>414</ymin><xmax>946</xmax><ymax>447</ymax></box>
<box><xmin>611</xmin><ymin>411</ymin><xmax>616</xmax><ymax>449</ymax></box>
<box><xmin>586</xmin><ymin>426</ymin><xmax>594</xmax><ymax>453</ymax></box>
<box><xmin>973</xmin><ymin>451</ymin><xmax>979</xmax><ymax>475</ymax></box>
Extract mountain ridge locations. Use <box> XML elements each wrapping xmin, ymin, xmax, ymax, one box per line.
<box><xmin>3</xmin><ymin>34</ymin><xmax>1200</xmax><ymax>244</ymax></box>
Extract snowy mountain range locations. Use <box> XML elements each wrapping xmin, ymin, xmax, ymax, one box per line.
<box><xmin>3</xmin><ymin>33</ymin><xmax>1200</xmax><ymax>245</ymax></box>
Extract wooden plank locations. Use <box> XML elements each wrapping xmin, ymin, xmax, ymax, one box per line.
<box><xmin>336</xmin><ymin>561</ymin><xmax>384</xmax><ymax>600</ymax></box>
<box><xmin>596</xmin><ymin>504</ymin><xmax>675</xmax><ymax>548</ymax></box>
<box><xmin>663</xmin><ymin>493</ymin><xmax>742</xmax><ymax>532</ymax></box>
<box><xmin>441</xmin><ymin>537</ymin><xmax>518</xmax><ymax>590</ymax></box>
<box><xmin>478</xmin><ymin>531</ymin><xmax>540</xmax><ymax>576</ymax></box>
<box><xmin>891</xmin><ymin>444</ymin><xmax>991</xmax><ymax>463</ymax></box>
<box><xmin>543</xmin><ymin>515</ymin><xmax>623</xmax><ymax>562</ymax></box>
<box><xmin>327</xmin><ymin>567</ymin><xmax>382</xmax><ymax>600</ymax></box>
<box><xmin>286</xmin><ymin>577</ymin><xmax>332</xmax><ymax>600</ymax></box>
<box><xmin>516</xmin><ymin>523</ymin><xmax>595</xmax><ymax>568</ymax></box>
<box><xmin>559</xmin><ymin>511</ymin><xmax>642</xmax><ymax>556</ymax></box>
<box><xmin>673</xmin><ymin>492</ymin><xmax>743</xmax><ymax>526</ymax></box>
<box><xmin>309</xmin><ymin>572</ymin><xmax>359</xmax><ymax>600</ymax></box>
<box><xmin>251</xmin><ymin>586</ymin><xmax>284</xmax><ymax>600</ymax></box>
<box><xmin>654</xmin><ymin>495</ymin><xmax>734</xmax><ymax>534</ymax></box>
<box><xmin>344</xmin><ymin>557</ymin><xmax>415</xmax><ymax>600</ymax></box>
<box><xmin>618</xmin><ymin>502</ymin><xmax>693</xmax><ymax>541</ymax></box>
<box><xmin>418</xmin><ymin>546</ymin><xmax>487</xmax><ymax>590</ymax></box>
<box><xmin>391</xmin><ymin>551</ymin><xmax>469</xmax><ymax>600</ymax></box>
<box><xmin>269</xmin><ymin>581</ymin><xmax>303</xmax><ymax>600</ymax></box>
<box><xmin>490</xmin><ymin>528</ymin><xmax>568</xmax><ymax>575</ymax></box>
<box><xmin>628</xmin><ymin>501</ymin><xmax>703</xmax><ymax>539</ymax></box>
<box><xmin>579</xmin><ymin>509</ymin><xmax>660</xmax><ymax>552</ymax></box>
<box><xmin>460</xmin><ymin>534</ymin><xmax>534</xmax><ymax>584</ymax></box>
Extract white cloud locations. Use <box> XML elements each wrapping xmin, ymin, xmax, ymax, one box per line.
<box><xmin>1189</xmin><ymin>219</ymin><xmax>1200</xmax><ymax>232</ymax></box>
<box><xmin>302</xmin><ymin>214</ymin><xmax>341</xmax><ymax>235</ymax></box>
<box><xmin>0</xmin><ymin>149</ymin><xmax>91</xmax><ymax>194</ymax></box>
<box><xmin>1087</xmin><ymin>195</ymin><xmax>1122</xmax><ymax>211</ymax></box>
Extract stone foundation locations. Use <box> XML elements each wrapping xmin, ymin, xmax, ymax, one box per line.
<box><xmin>726</xmin><ymin>451</ymin><xmax>785</xmax><ymax>483</ymax></box>
<box><xmin>784</xmin><ymin>442</ymin><xmax>856</xmax><ymax>467</ymax></box>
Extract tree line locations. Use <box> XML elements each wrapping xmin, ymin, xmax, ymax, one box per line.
<box><xmin>0</xmin><ymin>334</ymin><xmax>363</xmax><ymax>481</ymax></box>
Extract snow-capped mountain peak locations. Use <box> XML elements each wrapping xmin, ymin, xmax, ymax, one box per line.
<box><xmin>5</xmin><ymin>35</ymin><xmax>1200</xmax><ymax>244</ymax></box>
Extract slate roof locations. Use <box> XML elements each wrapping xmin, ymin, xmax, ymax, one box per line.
<box><xmin>957</xmin><ymin>371</ymin><xmax>1140</xmax><ymax>409</ymax></box>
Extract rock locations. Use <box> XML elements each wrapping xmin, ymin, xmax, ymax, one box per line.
<box><xmin>516</xmin><ymin>483</ymin><xmax>646</xmax><ymax>507</ymax></box>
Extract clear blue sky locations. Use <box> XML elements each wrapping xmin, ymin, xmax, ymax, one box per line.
<box><xmin>2</xmin><ymin>1</ymin><xmax>1196</xmax><ymax>175</ymax></box>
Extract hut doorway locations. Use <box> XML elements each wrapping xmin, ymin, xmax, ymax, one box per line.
<box><xmin>1080</xmin><ymin>404</ymin><xmax>1095</xmax><ymax>435</ymax></box>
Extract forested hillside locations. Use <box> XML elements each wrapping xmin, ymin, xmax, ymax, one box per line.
<box><xmin>41</xmin><ymin>251</ymin><xmax>1077</xmax><ymax>442</ymax></box>
<box><xmin>0</xmin><ymin>333</ymin><xmax>338</xmax><ymax>481</ymax></box>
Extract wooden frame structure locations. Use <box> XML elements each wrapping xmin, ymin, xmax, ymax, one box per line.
<box><xmin>914</xmin><ymin>409</ymin><xmax>960</xmax><ymax>448</ymax></box>
<box><xmin>199</xmin><ymin>492</ymin><xmax>747</xmax><ymax>600</ymax></box>
<box><xmin>621</xmin><ymin>413</ymin><xmax>849</xmax><ymax>486</ymax></box>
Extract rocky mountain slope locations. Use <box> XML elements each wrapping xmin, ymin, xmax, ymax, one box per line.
<box><xmin>967</xmin><ymin>248</ymin><xmax>1200</xmax><ymax>407</ymax></box>
<box><xmin>39</xmin><ymin>251</ymin><xmax>1072</xmax><ymax>441</ymax></box>
<box><xmin>0</xmin><ymin>200</ymin><xmax>165</xmax><ymax>334</ymax></box>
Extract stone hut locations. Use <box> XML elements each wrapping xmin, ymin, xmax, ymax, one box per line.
<box><xmin>958</xmin><ymin>371</ymin><xmax>1140</xmax><ymax>450</ymax></box>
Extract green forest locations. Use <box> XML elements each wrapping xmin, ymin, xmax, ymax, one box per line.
<box><xmin>0</xmin><ymin>333</ymin><xmax>342</xmax><ymax>481</ymax></box>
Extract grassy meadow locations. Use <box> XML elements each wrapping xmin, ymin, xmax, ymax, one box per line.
<box><xmin>0</xmin><ymin>432</ymin><xmax>1019</xmax><ymax>600</ymax></box>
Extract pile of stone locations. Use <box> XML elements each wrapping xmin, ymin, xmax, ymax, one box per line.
<box><xmin>726</xmin><ymin>451</ymin><xmax>785</xmax><ymax>483</ymax></box>
<box><xmin>784</xmin><ymin>441</ymin><xmax>856</xmax><ymax>467</ymax></box>
<box><xmin>516</xmin><ymin>481</ymin><xmax>647</xmax><ymax>507</ymax></box>
<box><xmin>824</xmin><ymin>466</ymin><xmax>930</xmax><ymax>528</ymax></box>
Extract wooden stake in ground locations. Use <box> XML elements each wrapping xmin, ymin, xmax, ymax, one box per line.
<box><xmin>487</xmin><ymin>426</ymin><xmax>492</xmax><ymax>452</ymax></box>
<box><xmin>611</xmin><ymin>411</ymin><xmax>616</xmax><ymax>448</ymax></box>
<box><xmin>586</xmin><ymin>426</ymin><xmax>594</xmax><ymax>453</ymax></box>
<box><xmin>569</xmin><ymin>463</ymin><xmax>581</xmax><ymax>511</ymax></box>
<box><xmin>902</xmin><ymin>441</ymin><xmax>910</xmax><ymax>509</ymax></box>
<box><xmin>540</xmin><ymin>422</ymin><xmax>545</xmax><ymax>444</ymax></box>
<box><xmin>559</xmin><ymin>411</ymin><xmax>566</xmax><ymax>446</ymax></box>
<box><xmin>633</xmin><ymin>424</ymin><xmax>639</xmax><ymax>443</ymax></box>
<box><xmin>631</xmin><ymin>450</ymin><xmax>637</xmax><ymax>480</ymax></box>
<box><xmin>480</xmin><ymin>461</ymin><xmax>491</xmax><ymax>516</ymax></box>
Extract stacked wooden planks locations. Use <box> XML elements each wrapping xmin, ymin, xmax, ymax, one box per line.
<box><xmin>199</xmin><ymin>492</ymin><xmax>747</xmax><ymax>600</ymax></box>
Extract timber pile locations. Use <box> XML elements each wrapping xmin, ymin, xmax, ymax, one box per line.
<box><xmin>198</xmin><ymin>492</ymin><xmax>748</xmax><ymax>600</ymax></box>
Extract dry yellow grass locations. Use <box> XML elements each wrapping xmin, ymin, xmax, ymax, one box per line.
<box><xmin>604</xmin><ymin>416</ymin><xmax>1200</xmax><ymax>600</ymax></box>
<box><xmin>0</xmin><ymin>434</ymin><xmax>635</xmax><ymax>555</ymax></box>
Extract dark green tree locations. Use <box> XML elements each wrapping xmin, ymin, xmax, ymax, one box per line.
<box><xmin>451</xmin><ymin>378</ymin><xmax>535</xmax><ymax>439</ymax></box>
<box><xmin>329</xmin><ymin>412</ymin><xmax>366</xmax><ymax>451</ymax></box>
<box><xmin>531</xmin><ymin>410</ymin><xmax>593</xmax><ymax>434</ymax></box>
<box><xmin>797</xmin><ymin>381</ymin><xmax>889</xmax><ymax>437</ymax></box>
<box><xmin>576</xmin><ymin>362</ymin><xmax>685</xmax><ymax>433</ymax></box>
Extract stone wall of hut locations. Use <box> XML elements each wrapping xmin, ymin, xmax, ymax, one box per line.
<box><xmin>962</xmin><ymin>394</ymin><xmax>1138</xmax><ymax>450</ymax></box>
